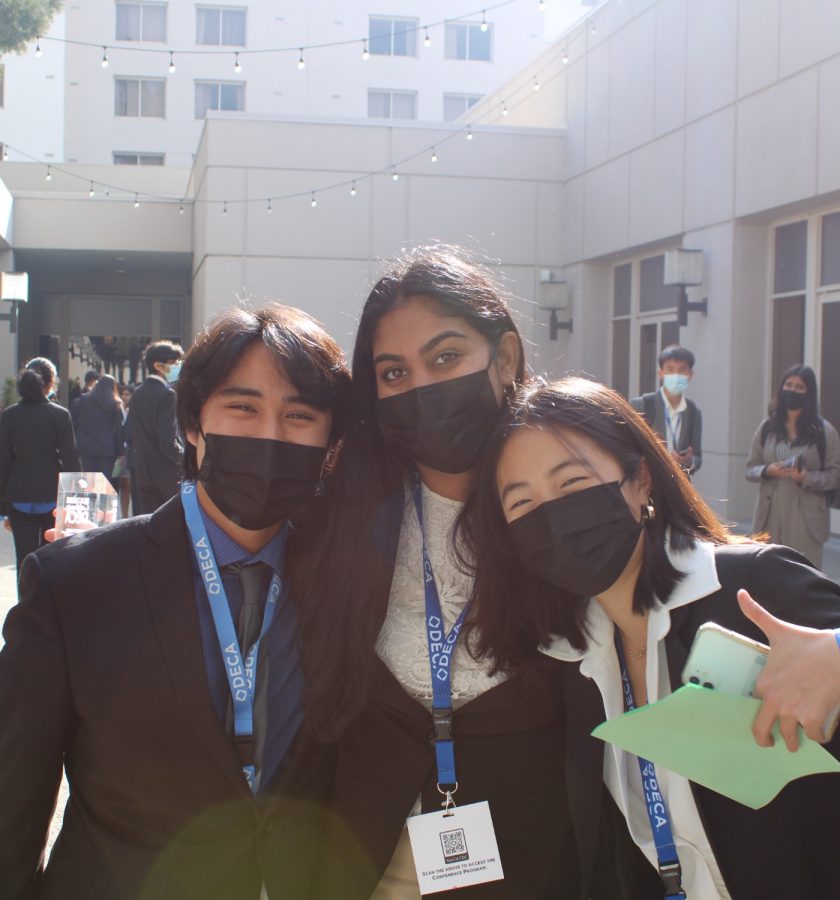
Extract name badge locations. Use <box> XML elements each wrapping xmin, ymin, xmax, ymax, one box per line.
<box><xmin>406</xmin><ymin>801</ymin><xmax>504</xmax><ymax>894</ymax></box>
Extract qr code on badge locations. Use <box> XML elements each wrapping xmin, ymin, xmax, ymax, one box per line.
<box><xmin>440</xmin><ymin>827</ymin><xmax>469</xmax><ymax>864</ymax></box>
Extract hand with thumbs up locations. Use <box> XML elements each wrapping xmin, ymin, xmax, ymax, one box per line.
<box><xmin>737</xmin><ymin>589</ymin><xmax>840</xmax><ymax>751</ymax></box>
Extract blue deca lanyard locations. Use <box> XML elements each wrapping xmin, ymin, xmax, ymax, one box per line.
<box><xmin>412</xmin><ymin>476</ymin><xmax>468</xmax><ymax>795</ymax></box>
<box><xmin>181</xmin><ymin>481</ymin><xmax>281</xmax><ymax>793</ymax></box>
<box><xmin>614</xmin><ymin>634</ymin><xmax>687</xmax><ymax>899</ymax></box>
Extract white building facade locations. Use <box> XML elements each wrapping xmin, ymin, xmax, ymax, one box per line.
<box><xmin>0</xmin><ymin>0</ymin><xmax>549</xmax><ymax>167</ymax></box>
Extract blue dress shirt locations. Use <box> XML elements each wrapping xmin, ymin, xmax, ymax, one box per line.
<box><xmin>190</xmin><ymin>504</ymin><xmax>303</xmax><ymax>794</ymax></box>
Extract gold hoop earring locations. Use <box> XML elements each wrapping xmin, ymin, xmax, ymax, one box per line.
<box><xmin>641</xmin><ymin>498</ymin><xmax>656</xmax><ymax>522</ymax></box>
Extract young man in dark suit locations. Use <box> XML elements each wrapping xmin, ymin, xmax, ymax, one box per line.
<box><xmin>0</xmin><ymin>305</ymin><xmax>351</xmax><ymax>900</ymax></box>
<box><xmin>631</xmin><ymin>344</ymin><xmax>703</xmax><ymax>475</ymax></box>
<box><xmin>128</xmin><ymin>340</ymin><xmax>184</xmax><ymax>514</ymax></box>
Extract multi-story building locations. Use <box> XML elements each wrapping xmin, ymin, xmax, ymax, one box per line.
<box><xmin>0</xmin><ymin>0</ymin><xmax>551</xmax><ymax>167</ymax></box>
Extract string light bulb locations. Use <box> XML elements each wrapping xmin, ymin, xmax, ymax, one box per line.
<box><xmin>133</xmin><ymin>194</ymin><xmax>140</xmax><ymax>208</ymax></box>
<box><xmin>35</xmin><ymin>36</ymin><xmax>42</xmax><ymax>57</ymax></box>
<box><xmin>562</xmin><ymin>48</ymin><xmax>569</xmax><ymax>64</ymax></box>
<box><xmin>480</xmin><ymin>11</ymin><xmax>488</xmax><ymax>32</ymax></box>
<box><xmin>350</xmin><ymin>181</ymin><xmax>357</xmax><ymax>196</ymax></box>
<box><xmin>502</xmin><ymin>101</ymin><xmax>509</xmax><ymax>117</ymax></box>
<box><xmin>533</xmin><ymin>76</ymin><xmax>541</xmax><ymax>92</ymax></box>
<box><xmin>466</xmin><ymin>126</ymin><xmax>473</xmax><ymax>141</ymax></box>
<box><xmin>168</xmin><ymin>51</ymin><xmax>176</xmax><ymax>74</ymax></box>
<box><xmin>362</xmin><ymin>40</ymin><xmax>369</xmax><ymax>60</ymax></box>
<box><xmin>267</xmin><ymin>198</ymin><xmax>273</xmax><ymax>214</ymax></box>
<box><xmin>298</xmin><ymin>48</ymin><xmax>305</xmax><ymax>70</ymax></box>
<box><xmin>45</xmin><ymin>165</ymin><xmax>52</xmax><ymax>181</ymax></box>
<box><xmin>591</xmin><ymin>20</ymin><xmax>597</xmax><ymax>34</ymax></box>
<box><xmin>538</xmin><ymin>0</ymin><xmax>546</xmax><ymax>11</ymax></box>
<box><xmin>234</xmin><ymin>52</ymin><xmax>241</xmax><ymax>73</ymax></box>
<box><xmin>431</xmin><ymin>147</ymin><xmax>437</xmax><ymax>163</ymax></box>
<box><xmin>89</xmin><ymin>181</ymin><xmax>95</xmax><ymax>198</ymax></box>
<box><xmin>179</xmin><ymin>200</ymin><xmax>185</xmax><ymax>214</ymax></box>
<box><xmin>2</xmin><ymin>146</ymin><xmax>7</xmax><ymax>161</ymax></box>
<box><xmin>310</xmin><ymin>192</ymin><xmax>317</xmax><ymax>207</ymax></box>
<box><xmin>101</xmin><ymin>46</ymin><xmax>109</xmax><ymax>68</ymax></box>
<box><xmin>222</xmin><ymin>200</ymin><xmax>228</xmax><ymax>214</ymax></box>
<box><xmin>391</xmin><ymin>168</ymin><xmax>399</xmax><ymax>182</ymax></box>
<box><xmin>424</xmin><ymin>28</ymin><xmax>431</xmax><ymax>47</ymax></box>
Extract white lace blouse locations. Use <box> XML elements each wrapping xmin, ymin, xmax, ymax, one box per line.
<box><xmin>375</xmin><ymin>483</ymin><xmax>507</xmax><ymax>708</ymax></box>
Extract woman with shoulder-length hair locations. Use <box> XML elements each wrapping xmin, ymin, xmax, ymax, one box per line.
<box><xmin>0</xmin><ymin>357</ymin><xmax>80</xmax><ymax>576</ymax></box>
<box><xmin>75</xmin><ymin>373</ymin><xmax>125</xmax><ymax>490</ymax></box>
<box><xmin>746</xmin><ymin>363</ymin><xmax>840</xmax><ymax>568</ymax></box>
<box><xmin>464</xmin><ymin>375</ymin><xmax>840</xmax><ymax>900</ymax></box>
<box><xmin>290</xmin><ymin>247</ymin><xmax>624</xmax><ymax>899</ymax></box>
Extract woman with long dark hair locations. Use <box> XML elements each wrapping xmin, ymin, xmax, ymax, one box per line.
<box><xmin>75</xmin><ymin>373</ymin><xmax>125</xmax><ymax>489</ymax></box>
<box><xmin>465</xmin><ymin>376</ymin><xmax>840</xmax><ymax>899</ymax></box>
<box><xmin>746</xmin><ymin>363</ymin><xmax>840</xmax><ymax>567</ymax></box>
<box><xmin>0</xmin><ymin>358</ymin><xmax>80</xmax><ymax>576</ymax></box>
<box><xmin>291</xmin><ymin>247</ymin><xmax>604</xmax><ymax>899</ymax></box>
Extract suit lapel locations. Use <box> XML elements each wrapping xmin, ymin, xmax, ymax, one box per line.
<box><xmin>560</xmin><ymin>664</ymin><xmax>607</xmax><ymax>896</ymax></box>
<box><xmin>140</xmin><ymin>498</ymin><xmax>251</xmax><ymax>797</ymax></box>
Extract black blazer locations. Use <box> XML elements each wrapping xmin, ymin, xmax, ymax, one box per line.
<box><xmin>0</xmin><ymin>498</ymin><xmax>331</xmax><ymax>900</ymax></box>
<box><xmin>561</xmin><ymin>542</ymin><xmax>840</xmax><ymax>900</ymax></box>
<box><xmin>316</xmin><ymin>493</ymin><xmax>653</xmax><ymax>900</ymax></box>
<box><xmin>127</xmin><ymin>377</ymin><xmax>183</xmax><ymax>498</ymax></box>
<box><xmin>0</xmin><ymin>397</ymin><xmax>80</xmax><ymax>513</ymax></box>
<box><xmin>75</xmin><ymin>392</ymin><xmax>124</xmax><ymax>460</ymax></box>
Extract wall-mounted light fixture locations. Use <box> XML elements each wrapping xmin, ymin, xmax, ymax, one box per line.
<box><xmin>664</xmin><ymin>249</ymin><xmax>708</xmax><ymax>327</ymax></box>
<box><xmin>538</xmin><ymin>270</ymin><xmax>573</xmax><ymax>339</ymax></box>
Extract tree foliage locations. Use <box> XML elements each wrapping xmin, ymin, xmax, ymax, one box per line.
<box><xmin>0</xmin><ymin>0</ymin><xmax>63</xmax><ymax>54</ymax></box>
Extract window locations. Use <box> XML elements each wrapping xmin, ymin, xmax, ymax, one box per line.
<box><xmin>369</xmin><ymin>17</ymin><xmax>417</xmax><ymax>57</ymax></box>
<box><xmin>611</xmin><ymin>263</ymin><xmax>632</xmax><ymax>396</ymax></box>
<box><xmin>367</xmin><ymin>89</ymin><xmax>416</xmax><ymax>120</ymax></box>
<box><xmin>113</xmin><ymin>151</ymin><xmax>165</xmax><ymax>165</ymax></box>
<box><xmin>114</xmin><ymin>78</ymin><xmax>165</xmax><ymax>117</ymax></box>
<box><xmin>195</xmin><ymin>81</ymin><xmax>245</xmax><ymax>118</ymax></box>
<box><xmin>445</xmin><ymin>21</ymin><xmax>492</xmax><ymax>61</ymax></box>
<box><xmin>196</xmin><ymin>6</ymin><xmax>246</xmax><ymax>46</ymax></box>
<box><xmin>0</xmin><ymin>65</ymin><xmax>4</xmax><ymax>109</ymax></box>
<box><xmin>115</xmin><ymin>2</ymin><xmax>167</xmax><ymax>41</ymax></box>
<box><xmin>820</xmin><ymin>212</ymin><xmax>840</xmax><ymax>287</ymax></box>
<box><xmin>774</xmin><ymin>220</ymin><xmax>807</xmax><ymax>294</ymax></box>
<box><xmin>443</xmin><ymin>93</ymin><xmax>482</xmax><ymax>122</ymax></box>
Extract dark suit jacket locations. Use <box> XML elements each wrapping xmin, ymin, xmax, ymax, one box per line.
<box><xmin>0</xmin><ymin>397</ymin><xmax>80</xmax><ymax>513</ymax></box>
<box><xmin>75</xmin><ymin>392</ymin><xmax>124</xmax><ymax>460</ymax></box>
<box><xmin>316</xmin><ymin>492</ymin><xmax>653</xmax><ymax>900</ymax></box>
<box><xmin>631</xmin><ymin>391</ymin><xmax>702</xmax><ymax>473</ymax></box>
<box><xmin>560</xmin><ymin>542</ymin><xmax>840</xmax><ymax>900</ymax></box>
<box><xmin>127</xmin><ymin>377</ymin><xmax>183</xmax><ymax>501</ymax></box>
<box><xmin>0</xmin><ymin>498</ymin><xmax>331</xmax><ymax>900</ymax></box>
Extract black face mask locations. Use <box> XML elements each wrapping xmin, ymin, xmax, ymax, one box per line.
<box><xmin>508</xmin><ymin>482</ymin><xmax>643</xmax><ymax>596</ymax></box>
<box><xmin>377</xmin><ymin>366</ymin><xmax>502</xmax><ymax>474</ymax></box>
<box><xmin>779</xmin><ymin>389</ymin><xmax>807</xmax><ymax>411</ymax></box>
<box><xmin>198</xmin><ymin>433</ymin><xmax>326</xmax><ymax>530</ymax></box>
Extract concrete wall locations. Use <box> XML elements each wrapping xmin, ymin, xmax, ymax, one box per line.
<box><xmin>190</xmin><ymin>116</ymin><xmax>564</xmax><ymax>363</ymax></box>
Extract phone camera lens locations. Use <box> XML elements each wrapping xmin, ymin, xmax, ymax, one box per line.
<box><xmin>689</xmin><ymin>676</ymin><xmax>700</xmax><ymax>684</ymax></box>
<box><xmin>703</xmin><ymin>681</ymin><xmax>714</xmax><ymax>690</ymax></box>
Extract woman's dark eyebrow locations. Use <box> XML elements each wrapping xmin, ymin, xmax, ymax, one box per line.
<box><xmin>419</xmin><ymin>330</ymin><xmax>469</xmax><ymax>355</ymax></box>
<box><xmin>373</xmin><ymin>330</ymin><xmax>469</xmax><ymax>367</ymax></box>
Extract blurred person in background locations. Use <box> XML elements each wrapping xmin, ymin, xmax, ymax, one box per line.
<box><xmin>0</xmin><ymin>358</ymin><xmax>80</xmax><ymax>578</ymax></box>
<box><xmin>70</xmin><ymin>369</ymin><xmax>100</xmax><ymax>430</ymax></box>
<box><xmin>129</xmin><ymin>340</ymin><xmax>184</xmax><ymax>514</ymax></box>
<box><xmin>75</xmin><ymin>373</ymin><xmax>125</xmax><ymax>491</ymax></box>
<box><xmin>746</xmin><ymin>364</ymin><xmax>840</xmax><ymax>568</ymax></box>
<box><xmin>117</xmin><ymin>384</ymin><xmax>133</xmax><ymax>516</ymax></box>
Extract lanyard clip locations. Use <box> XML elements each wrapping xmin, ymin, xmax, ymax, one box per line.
<box><xmin>233</xmin><ymin>733</ymin><xmax>255</xmax><ymax>767</ymax></box>
<box><xmin>431</xmin><ymin>707</ymin><xmax>453</xmax><ymax>743</ymax></box>
<box><xmin>658</xmin><ymin>861</ymin><xmax>685</xmax><ymax>898</ymax></box>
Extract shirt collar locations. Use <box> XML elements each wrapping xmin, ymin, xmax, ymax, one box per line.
<box><xmin>541</xmin><ymin>537</ymin><xmax>720</xmax><ymax>664</ymax></box>
<box><xmin>660</xmin><ymin>385</ymin><xmax>688</xmax><ymax>414</ymax></box>
<box><xmin>147</xmin><ymin>373</ymin><xmax>169</xmax><ymax>387</ymax></box>
<box><xmin>197</xmin><ymin>500</ymin><xmax>288</xmax><ymax>576</ymax></box>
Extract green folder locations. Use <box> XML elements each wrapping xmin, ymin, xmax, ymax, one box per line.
<box><xmin>592</xmin><ymin>683</ymin><xmax>840</xmax><ymax>809</ymax></box>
